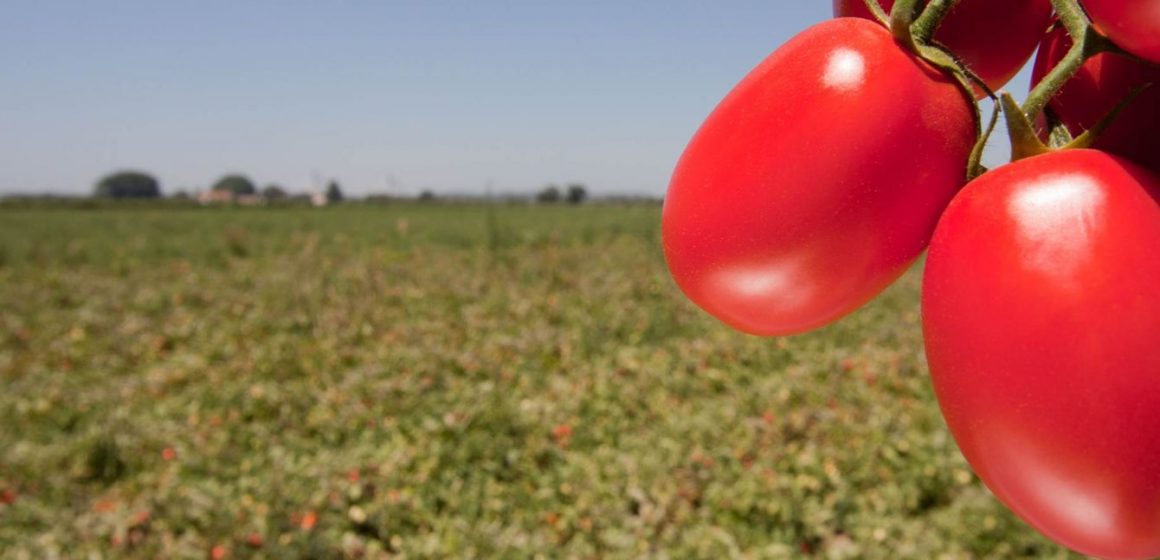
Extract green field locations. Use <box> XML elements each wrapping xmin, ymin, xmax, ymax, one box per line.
<box><xmin>0</xmin><ymin>205</ymin><xmax>1077</xmax><ymax>559</ymax></box>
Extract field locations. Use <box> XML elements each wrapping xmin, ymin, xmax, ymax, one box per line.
<box><xmin>0</xmin><ymin>205</ymin><xmax>1077</xmax><ymax>559</ymax></box>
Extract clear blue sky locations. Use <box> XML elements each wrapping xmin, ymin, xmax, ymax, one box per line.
<box><xmin>0</xmin><ymin>1</ymin><xmax>1025</xmax><ymax>197</ymax></box>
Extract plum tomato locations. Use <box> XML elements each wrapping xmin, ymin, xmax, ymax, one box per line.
<box><xmin>834</xmin><ymin>0</ymin><xmax>1053</xmax><ymax>97</ymax></box>
<box><xmin>923</xmin><ymin>149</ymin><xmax>1160</xmax><ymax>560</ymax></box>
<box><xmin>1082</xmin><ymin>0</ymin><xmax>1160</xmax><ymax>64</ymax></box>
<box><xmin>1031</xmin><ymin>23</ymin><xmax>1160</xmax><ymax>176</ymax></box>
<box><xmin>663</xmin><ymin>18</ymin><xmax>975</xmax><ymax>336</ymax></box>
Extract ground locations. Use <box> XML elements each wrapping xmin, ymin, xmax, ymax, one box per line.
<box><xmin>0</xmin><ymin>205</ymin><xmax>1077</xmax><ymax>558</ymax></box>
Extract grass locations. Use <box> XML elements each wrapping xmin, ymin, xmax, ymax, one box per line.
<box><xmin>0</xmin><ymin>204</ymin><xmax>1077</xmax><ymax>559</ymax></box>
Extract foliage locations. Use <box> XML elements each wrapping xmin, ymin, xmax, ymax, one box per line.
<box><xmin>94</xmin><ymin>171</ymin><xmax>162</xmax><ymax>199</ymax></box>
<box><xmin>326</xmin><ymin>181</ymin><xmax>344</xmax><ymax>203</ymax></box>
<box><xmin>566</xmin><ymin>184</ymin><xmax>588</xmax><ymax>205</ymax></box>
<box><xmin>537</xmin><ymin>184</ymin><xmax>561</xmax><ymax>204</ymax></box>
<box><xmin>262</xmin><ymin>185</ymin><xmax>287</xmax><ymax>200</ymax></box>
<box><xmin>212</xmin><ymin>175</ymin><xmax>257</xmax><ymax>196</ymax></box>
<box><xmin>0</xmin><ymin>206</ymin><xmax>1079</xmax><ymax>558</ymax></box>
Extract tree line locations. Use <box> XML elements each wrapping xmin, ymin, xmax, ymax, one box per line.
<box><xmin>535</xmin><ymin>183</ymin><xmax>588</xmax><ymax>204</ymax></box>
<box><xmin>93</xmin><ymin>171</ymin><xmax>589</xmax><ymax>204</ymax></box>
<box><xmin>95</xmin><ymin>171</ymin><xmax>344</xmax><ymax>202</ymax></box>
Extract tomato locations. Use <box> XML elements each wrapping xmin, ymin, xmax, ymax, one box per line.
<box><xmin>1031</xmin><ymin>24</ymin><xmax>1160</xmax><ymax>176</ymax></box>
<box><xmin>1082</xmin><ymin>0</ymin><xmax>1160</xmax><ymax>64</ymax></box>
<box><xmin>663</xmin><ymin>18</ymin><xmax>975</xmax><ymax>336</ymax></box>
<box><xmin>923</xmin><ymin>149</ymin><xmax>1160</xmax><ymax>560</ymax></box>
<box><xmin>834</xmin><ymin>0</ymin><xmax>1053</xmax><ymax>97</ymax></box>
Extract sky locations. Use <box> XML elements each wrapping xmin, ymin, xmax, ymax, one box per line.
<box><xmin>0</xmin><ymin>1</ymin><xmax>1028</xmax><ymax>197</ymax></box>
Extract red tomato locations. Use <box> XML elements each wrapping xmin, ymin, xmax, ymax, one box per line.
<box><xmin>1082</xmin><ymin>0</ymin><xmax>1160</xmax><ymax>64</ymax></box>
<box><xmin>663</xmin><ymin>18</ymin><xmax>974</xmax><ymax>336</ymax></box>
<box><xmin>1031</xmin><ymin>24</ymin><xmax>1160</xmax><ymax>176</ymax></box>
<box><xmin>834</xmin><ymin>0</ymin><xmax>1053</xmax><ymax>97</ymax></box>
<box><xmin>923</xmin><ymin>149</ymin><xmax>1160</xmax><ymax>560</ymax></box>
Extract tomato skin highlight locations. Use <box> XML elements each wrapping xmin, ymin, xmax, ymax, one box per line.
<box><xmin>663</xmin><ymin>18</ymin><xmax>975</xmax><ymax>336</ymax></box>
<box><xmin>1082</xmin><ymin>0</ymin><xmax>1160</xmax><ymax>65</ymax></box>
<box><xmin>834</xmin><ymin>0</ymin><xmax>1053</xmax><ymax>97</ymax></box>
<box><xmin>923</xmin><ymin>149</ymin><xmax>1160</xmax><ymax>560</ymax></box>
<box><xmin>1031</xmin><ymin>24</ymin><xmax>1160</xmax><ymax>176</ymax></box>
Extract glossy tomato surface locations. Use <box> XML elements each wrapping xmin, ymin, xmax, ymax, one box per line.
<box><xmin>663</xmin><ymin>18</ymin><xmax>974</xmax><ymax>336</ymax></box>
<box><xmin>1082</xmin><ymin>0</ymin><xmax>1160</xmax><ymax>64</ymax></box>
<box><xmin>1032</xmin><ymin>24</ymin><xmax>1160</xmax><ymax>175</ymax></box>
<box><xmin>834</xmin><ymin>0</ymin><xmax>1053</xmax><ymax>96</ymax></box>
<box><xmin>923</xmin><ymin>149</ymin><xmax>1160</xmax><ymax>560</ymax></box>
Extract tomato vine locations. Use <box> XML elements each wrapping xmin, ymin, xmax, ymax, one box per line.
<box><xmin>861</xmin><ymin>0</ymin><xmax>1157</xmax><ymax>172</ymax></box>
<box><xmin>665</xmin><ymin>1</ymin><xmax>1160</xmax><ymax>557</ymax></box>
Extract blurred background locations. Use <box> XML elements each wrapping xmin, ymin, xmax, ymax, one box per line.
<box><xmin>1</xmin><ymin>1</ymin><xmax>1024</xmax><ymax>199</ymax></box>
<box><xmin>0</xmin><ymin>2</ymin><xmax>1074</xmax><ymax>559</ymax></box>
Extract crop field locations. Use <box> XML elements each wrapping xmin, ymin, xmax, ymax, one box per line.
<box><xmin>0</xmin><ymin>205</ymin><xmax>1077</xmax><ymax>559</ymax></box>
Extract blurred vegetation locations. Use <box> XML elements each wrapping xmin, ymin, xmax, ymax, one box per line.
<box><xmin>327</xmin><ymin>181</ymin><xmax>345</xmax><ymax>204</ymax></box>
<box><xmin>537</xmin><ymin>184</ymin><xmax>563</xmax><ymax>204</ymax></box>
<box><xmin>565</xmin><ymin>184</ymin><xmax>588</xmax><ymax>205</ymax></box>
<box><xmin>212</xmin><ymin>175</ymin><xmax>258</xmax><ymax>196</ymax></box>
<box><xmin>0</xmin><ymin>205</ymin><xmax>1078</xmax><ymax>558</ymax></box>
<box><xmin>94</xmin><ymin>171</ymin><xmax>162</xmax><ymax>199</ymax></box>
<box><xmin>262</xmin><ymin>185</ymin><xmax>288</xmax><ymax>201</ymax></box>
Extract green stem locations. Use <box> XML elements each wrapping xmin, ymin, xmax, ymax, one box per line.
<box><xmin>1022</xmin><ymin>38</ymin><xmax>1086</xmax><ymax>122</ymax></box>
<box><xmin>912</xmin><ymin>0</ymin><xmax>961</xmax><ymax>44</ymax></box>
<box><xmin>1044</xmin><ymin>108</ymin><xmax>1075</xmax><ymax>148</ymax></box>
<box><xmin>1052</xmin><ymin>0</ymin><xmax>1090</xmax><ymax>39</ymax></box>
<box><xmin>1022</xmin><ymin>0</ymin><xmax>1110</xmax><ymax>122</ymax></box>
<box><xmin>1002</xmin><ymin>93</ymin><xmax>1051</xmax><ymax>161</ymax></box>
<box><xmin>967</xmin><ymin>101</ymin><xmax>1001</xmax><ymax>179</ymax></box>
<box><xmin>1063</xmin><ymin>84</ymin><xmax>1150</xmax><ymax>149</ymax></box>
<box><xmin>890</xmin><ymin>0</ymin><xmax>923</xmax><ymax>52</ymax></box>
<box><xmin>861</xmin><ymin>0</ymin><xmax>890</xmax><ymax>26</ymax></box>
<box><xmin>892</xmin><ymin>0</ymin><xmax>990</xmax><ymax>100</ymax></box>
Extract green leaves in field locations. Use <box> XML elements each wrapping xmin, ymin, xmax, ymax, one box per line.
<box><xmin>0</xmin><ymin>206</ymin><xmax>1076</xmax><ymax>558</ymax></box>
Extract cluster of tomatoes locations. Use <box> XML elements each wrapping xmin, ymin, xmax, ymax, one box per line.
<box><xmin>662</xmin><ymin>1</ymin><xmax>1160</xmax><ymax>558</ymax></box>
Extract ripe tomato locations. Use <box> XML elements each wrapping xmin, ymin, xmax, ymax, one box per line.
<box><xmin>923</xmin><ymin>149</ymin><xmax>1160</xmax><ymax>560</ymax></box>
<box><xmin>834</xmin><ymin>0</ymin><xmax>1053</xmax><ymax>97</ymax></box>
<box><xmin>1082</xmin><ymin>0</ymin><xmax>1160</xmax><ymax>64</ymax></box>
<box><xmin>1031</xmin><ymin>24</ymin><xmax>1160</xmax><ymax>176</ymax></box>
<box><xmin>663</xmin><ymin>18</ymin><xmax>974</xmax><ymax>336</ymax></box>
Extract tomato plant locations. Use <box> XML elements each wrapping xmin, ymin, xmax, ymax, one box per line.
<box><xmin>1081</xmin><ymin>0</ymin><xmax>1160</xmax><ymax>64</ymax></box>
<box><xmin>923</xmin><ymin>149</ymin><xmax>1160</xmax><ymax>560</ymax></box>
<box><xmin>1031</xmin><ymin>24</ymin><xmax>1160</xmax><ymax>175</ymax></box>
<box><xmin>833</xmin><ymin>0</ymin><xmax>1053</xmax><ymax>96</ymax></box>
<box><xmin>662</xmin><ymin>17</ymin><xmax>975</xmax><ymax>336</ymax></box>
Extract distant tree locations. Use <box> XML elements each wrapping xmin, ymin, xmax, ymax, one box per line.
<box><xmin>262</xmin><ymin>184</ymin><xmax>287</xmax><ymax>200</ymax></box>
<box><xmin>537</xmin><ymin>184</ymin><xmax>561</xmax><ymax>204</ymax></box>
<box><xmin>171</xmin><ymin>190</ymin><xmax>191</xmax><ymax>200</ymax></box>
<box><xmin>212</xmin><ymin>174</ymin><xmax>257</xmax><ymax>195</ymax></box>
<box><xmin>325</xmin><ymin>180</ymin><xmax>344</xmax><ymax>203</ymax></box>
<box><xmin>566</xmin><ymin>183</ymin><xmax>588</xmax><ymax>205</ymax></box>
<box><xmin>94</xmin><ymin>171</ymin><xmax>161</xmax><ymax>199</ymax></box>
<box><xmin>418</xmin><ymin>189</ymin><xmax>436</xmax><ymax>202</ymax></box>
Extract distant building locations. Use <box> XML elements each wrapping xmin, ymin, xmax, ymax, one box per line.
<box><xmin>198</xmin><ymin>189</ymin><xmax>236</xmax><ymax>205</ymax></box>
<box><xmin>198</xmin><ymin>190</ymin><xmax>266</xmax><ymax>206</ymax></box>
<box><xmin>236</xmin><ymin>194</ymin><xmax>264</xmax><ymax>206</ymax></box>
<box><xmin>196</xmin><ymin>187</ymin><xmax>328</xmax><ymax>207</ymax></box>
